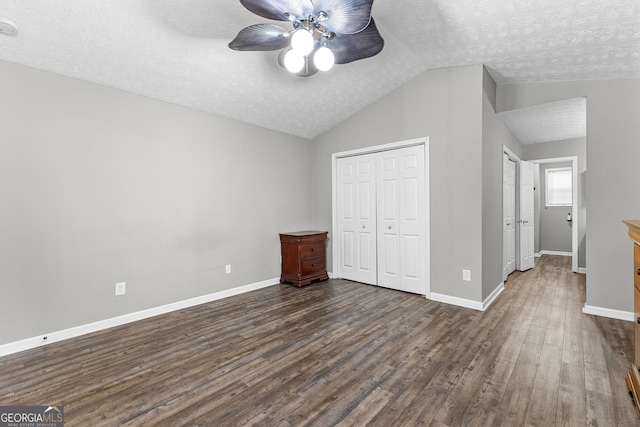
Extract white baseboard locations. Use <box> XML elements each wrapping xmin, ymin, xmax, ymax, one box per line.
<box><xmin>0</xmin><ymin>277</ymin><xmax>280</xmax><ymax>358</ymax></box>
<box><xmin>426</xmin><ymin>282</ymin><xmax>504</xmax><ymax>312</ymax></box>
<box><xmin>577</xmin><ymin>267</ymin><xmax>587</xmax><ymax>274</ymax></box>
<box><xmin>539</xmin><ymin>250</ymin><xmax>572</xmax><ymax>257</ymax></box>
<box><xmin>427</xmin><ymin>292</ymin><xmax>483</xmax><ymax>311</ymax></box>
<box><xmin>534</xmin><ymin>252</ymin><xmax>542</xmax><ymax>258</ymax></box>
<box><xmin>582</xmin><ymin>304</ymin><xmax>634</xmax><ymax>322</ymax></box>
<box><xmin>482</xmin><ymin>282</ymin><xmax>505</xmax><ymax>310</ymax></box>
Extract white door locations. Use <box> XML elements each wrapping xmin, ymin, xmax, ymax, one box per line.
<box><xmin>376</xmin><ymin>145</ymin><xmax>426</xmax><ymax>294</ymax></box>
<box><xmin>336</xmin><ymin>154</ymin><xmax>377</xmax><ymax>284</ymax></box>
<box><xmin>518</xmin><ymin>160</ymin><xmax>535</xmax><ymax>271</ymax></box>
<box><xmin>503</xmin><ymin>154</ymin><xmax>516</xmax><ymax>280</ymax></box>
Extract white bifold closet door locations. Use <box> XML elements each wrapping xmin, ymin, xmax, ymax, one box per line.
<box><xmin>337</xmin><ymin>145</ymin><xmax>426</xmax><ymax>294</ymax></box>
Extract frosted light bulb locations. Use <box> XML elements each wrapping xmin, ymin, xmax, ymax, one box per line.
<box><xmin>314</xmin><ymin>46</ymin><xmax>334</xmax><ymax>71</ymax></box>
<box><xmin>291</xmin><ymin>29</ymin><xmax>314</xmax><ymax>55</ymax></box>
<box><xmin>283</xmin><ymin>49</ymin><xmax>304</xmax><ymax>73</ymax></box>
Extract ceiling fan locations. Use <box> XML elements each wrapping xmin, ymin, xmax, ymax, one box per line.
<box><xmin>228</xmin><ymin>0</ymin><xmax>384</xmax><ymax>77</ymax></box>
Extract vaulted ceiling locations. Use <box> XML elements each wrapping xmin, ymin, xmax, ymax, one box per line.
<box><xmin>0</xmin><ymin>0</ymin><xmax>638</xmax><ymax>139</ymax></box>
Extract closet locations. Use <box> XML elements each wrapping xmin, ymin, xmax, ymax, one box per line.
<box><xmin>336</xmin><ymin>144</ymin><xmax>427</xmax><ymax>295</ymax></box>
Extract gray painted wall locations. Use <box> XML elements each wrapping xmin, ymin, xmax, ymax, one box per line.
<box><xmin>0</xmin><ymin>60</ymin><xmax>312</xmax><ymax>345</ymax></box>
<box><xmin>311</xmin><ymin>65</ymin><xmax>485</xmax><ymax>303</ymax></box>
<box><xmin>498</xmin><ymin>81</ymin><xmax>640</xmax><ymax>313</ymax></box>
<box><xmin>481</xmin><ymin>71</ymin><xmax>523</xmax><ymax>300</ymax></box>
<box><xmin>538</xmin><ymin>161</ymin><xmax>573</xmax><ymax>253</ymax></box>
<box><xmin>3</xmin><ymin>58</ymin><xmax>637</xmax><ymax>347</ymax></box>
<box><xmin>523</xmin><ymin>138</ymin><xmax>586</xmax><ymax>268</ymax></box>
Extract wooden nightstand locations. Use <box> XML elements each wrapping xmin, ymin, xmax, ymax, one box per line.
<box><xmin>279</xmin><ymin>231</ymin><xmax>329</xmax><ymax>287</ymax></box>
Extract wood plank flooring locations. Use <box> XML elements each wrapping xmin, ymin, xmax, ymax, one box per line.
<box><xmin>0</xmin><ymin>255</ymin><xmax>637</xmax><ymax>426</ymax></box>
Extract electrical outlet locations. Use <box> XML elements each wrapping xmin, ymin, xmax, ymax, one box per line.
<box><xmin>225</xmin><ymin>264</ymin><xmax>231</xmax><ymax>274</ymax></box>
<box><xmin>462</xmin><ymin>270</ymin><xmax>471</xmax><ymax>282</ymax></box>
<box><xmin>115</xmin><ymin>282</ymin><xmax>126</xmax><ymax>296</ymax></box>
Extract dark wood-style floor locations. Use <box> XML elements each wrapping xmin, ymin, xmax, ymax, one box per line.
<box><xmin>0</xmin><ymin>255</ymin><xmax>637</xmax><ymax>426</ymax></box>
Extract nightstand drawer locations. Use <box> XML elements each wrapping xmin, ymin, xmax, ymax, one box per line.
<box><xmin>302</xmin><ymin>257</ymin><xmax>325</xmax><ymax>275</ymax></box>
<box><xmin>302</xmin><ymin>244</ymin><xmax>324</xmax><ymax>259</ymax></box>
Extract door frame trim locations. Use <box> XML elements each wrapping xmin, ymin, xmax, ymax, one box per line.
<box><xmin>331</xmin><ymin>137</ymin><xmax>430</xmax><ymax>295</ymax></box>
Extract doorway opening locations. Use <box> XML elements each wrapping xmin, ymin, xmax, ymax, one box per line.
<box><xmin>503</xmin><ymin>147</ymin><xmax>579</xmax><ymax>282</ymax></box>
<box><xmin>530</xmin><ymin>156</ymin><xmax>579</xmax><ymax>273</ymax></box>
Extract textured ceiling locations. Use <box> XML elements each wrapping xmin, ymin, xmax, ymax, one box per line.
<box><xmin>0</xmin><ymin>0</ymin><xmax>638</xmax><ymax>139</ymax></box>
<box><xmin>498</xmin><ymin>97</ymin><xmax>587</xmax><ymax>145</ymax></box>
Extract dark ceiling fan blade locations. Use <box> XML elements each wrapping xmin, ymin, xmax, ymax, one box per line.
<box><xmin>228</xmin><ymin>24</ymin><xmax>291</xmax><ymax>51</ymax></box>
<box><xmin>239</xmin><ymin>0</ymin><xmax>313</xmax><ymax>22</ymax></box>
<box><xmin>329</xmin><ymin>18</ymin><xmax>383</xmax><ymax>64</ymax></box>
<box><xmin>311</xmin><ymin>0</ymin><xmax>373</xmax><ymax>34</ymax></box>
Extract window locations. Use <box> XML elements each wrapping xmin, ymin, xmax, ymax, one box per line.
<box><xmin>545</xmin><ymin>167</ymin><xmax>572</xmax><ymax>207</ymax></box>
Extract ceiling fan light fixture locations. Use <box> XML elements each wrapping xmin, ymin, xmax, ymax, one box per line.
<box><xmin>230</xmin><ymin>0</ymin><xmax>384</xmax><ymax>77</ymax></box>
<box><xmin>291</xmin><ymin>28</ymin><xmax>314</xmax><ymax>55</ymax></box>
<box><xmin>314</xmin><ymin>46</ymin><xmax>334</xmax><ymax>71</ymax></box>
<box><xmin>283</xmin><ymin>49</ymin><xmax>305</xmax><ymax>73</ymax></box>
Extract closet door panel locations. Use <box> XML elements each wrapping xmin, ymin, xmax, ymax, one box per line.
<box><xmin>398</xmin><ymin>145</ymin><xmax>425</xmax><ymax>294</ymax></box>
<box><xmin>336</xmin><ymin>154</ymin><xmax>377</xmax><ymax>285</ymax></box>
<box><xmin>404</xmin><ymin>235</ymin><xmax>420</xmax><ymax>280</ymax></box>
<box><xmin>341</xmin><ymin>230</ymin><xmax>354</xmax><ymax>268</ymax></box>
<box><xmin>382</xmin><ymin>233</ymin><xmax>399</xmax><ymax>274</ymax></box>
<box><xmin>377</xmin><ymin>150</ymin><xmax>401</xmax><ymax>289</ymax></box>
<box><xmin>358</xmin><ymin>231</ymin><xmax>374</xmax><ymax>272</ymax></box>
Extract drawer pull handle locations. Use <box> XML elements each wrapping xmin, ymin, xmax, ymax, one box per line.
<box><xmin>637</xmin><ymin>317</ymin><xmax>640</xmax><ymax>324</ymax></box>
<box><xmin>311</xmin><ymin>264</ymin><xmax>316</xmax><ymax>267</ymax></box>
<box><xmin>637</xmin><ymin>268</ymin><xmax>640</xmax><ymax>276</ymax></box>
<box><xmin>311</xmin><ymin>248</ymin><xmax>315</xmax><ymax>251</ymax></box>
